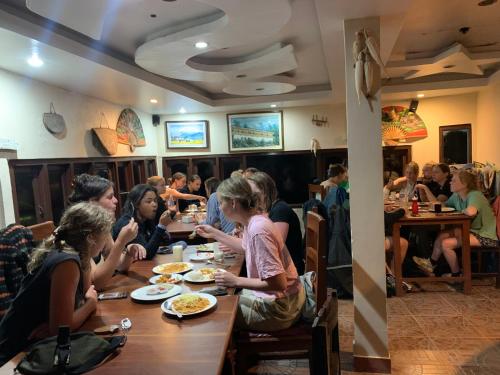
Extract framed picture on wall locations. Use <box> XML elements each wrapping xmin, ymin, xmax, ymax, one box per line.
<box><xmin>165</xmin><ymin>120</ymin><xmax>209</xmax><ymax>149</ymax></box>
<box><xmin>227</xmin><ymin>111</ymin><xmax>284</xmax><ymax>152</ymax></box>
<box><xmin>439</xmin><ymin>124</ymin><xmax>471</xmax><ymax>164</ymax></box>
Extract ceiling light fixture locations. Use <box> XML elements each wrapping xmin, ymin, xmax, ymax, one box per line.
<box><xmin>150</xmin><ymin>14</ymin><xmax>157</xmax><ymax>18</ymax></box>
<box><xmin>236</xmin><ymin>74</ymin><xmax>247</xmax><ymax>78</ymax></box>
<box><xmin>150</xmin><ymin>98</ymin><xmax>158</xmax><ymax>104</ymax></box>
<box><xmin>179</xmin><ymin>107</ymin><xmax>186</xmax><ymax>114</ymax></box>
<box><xmin>256</xmin><ymin>88</ymin><xmax>264</xmax><ymax>91</ymax></box>
<box><xmin>417</xmin><ymin>93</ymin><xmax>425</xmax><ymax>98</ymax></box>
<box><xmin>478</xmin><ymin>0</ymin><xmax>497</xmax><ymax>6</ymax></box>
<box><xmin>270</xmin><ymin>104</ymin><xmax>277</xmax><ymax>108</ymax></box>
<box><xmin>195</xmin><ymin>41</ymin><xmax>208</xmax><ymax>49</ymax></box>
<box><xmin>27</xmin><ymin>52</ymin><xmax>43</xmax><ymax>67</ymax></box>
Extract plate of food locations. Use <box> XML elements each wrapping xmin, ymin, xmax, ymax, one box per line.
<box><xmin>152</xmin><ymin>262</ymin><xmax>193</xmax><ymax>275</ymax></box>
<box><xmin>183</xmin><ymin>268</ymin><xmax>217</xmax><ymax>283</ymax></box>
<box><xmin>195</xmin><ymin>244</ymin><xmax>212</xmax><ymax>252</ymax></box>
<box><xmin>161</xmin><ymin>292</ymin><xmax>217</xmax><ymax>316</ymax></box>
<box><xmin>429</xmin><ymin>207</ymin><xmax>456</xmax><ymax>213</ymax></box>
<box><xmin>149</xmin><ymin>273</ymin><xmax>183</xmax><ymax>284</ymax></box>
<box><xmin>131</xmin><ymin>283</ymin><xmax>182</xmax><ymax>301</ymax></box>
<box><xmin>190</xmin><ymin>252</ymin><xmax>214</xmax><ymax>262</ymax></box>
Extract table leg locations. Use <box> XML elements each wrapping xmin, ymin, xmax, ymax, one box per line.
<box><xmin>392</xmin><ymin>223</ymin><xmax>403</xmax><ymax>297</ymax></box>
<box><xmin>461</xmin><ymin>220</ymin><xmax>472</xmax><ymax>294</ymax></box>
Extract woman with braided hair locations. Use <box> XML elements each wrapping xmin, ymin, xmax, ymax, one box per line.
<box><xmin>0</xmin><ymin>203</ymin><xmax>113</xmax><ymax>365</ymax></box>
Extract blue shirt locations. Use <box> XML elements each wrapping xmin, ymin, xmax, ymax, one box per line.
<box><xmin>203</xmin><ymin>192</ymin><xmax>235</xmax><ymax>234</ymax></box>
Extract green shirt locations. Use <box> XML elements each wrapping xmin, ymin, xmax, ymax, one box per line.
<box><xmin>446</xmin><ymin>190</ymin><xmax>498</xmax><ymax>241</ymax></box>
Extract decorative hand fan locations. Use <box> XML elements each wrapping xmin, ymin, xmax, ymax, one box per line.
<box><xmin>116</xmin><ymin>108</ymin><xmax>146</xmax><ymax>151</ymax></box>
<box><xmin>381</xmin><ymin>106</ymin><xmax>427</xmax><ymax>145</ymax></box>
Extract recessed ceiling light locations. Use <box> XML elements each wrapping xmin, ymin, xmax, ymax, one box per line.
<box><xmin>27</xmin><ymin>53</ymin><xmax>43</xmax><ymax>67</ymax></box>
<box><xmin>417</xmin><ymin>93</ymin><xmax>425</xmax><ymax>98</ymax></box>
<box><xmin>443</xmin><ymin>64</ymin><xmax>456</xmax><ymax>69</ymax></box>
<box><xmin>270</xmin><ymin>104</ymin><xmax>277</xmax><ymax>108</ymax></box>
<box><xmin>195</xmin><ymin>41</ymin><xmax>208</xmax><ymax>49</ymax></box>
<box><xmin>179</xmin><ymin>107</ymin><xmax>186</xmax><ymax>114</ymax></box>
<box><xmin>150</xmin><ymin>14</ymin><xmax>157</xmax><ymax>18</ymax></box>
<box><xmin>256</xmin><ymin>88</ymin><xmax>264</xmax><ymax>91</ymax></box>
<box><xmin>478</xmin><ymin>0</ymin><xmax>497</xmax><ymax>6</ymax></box>
<box><xmin>236</xmin><ymin>74</ymin><xmax>247</xmax><ymax>78</ymax></box>
<box><xmin>150</xmin><ymin>98</ymin><xmax>158</xmax><ymax>104</ymax></box>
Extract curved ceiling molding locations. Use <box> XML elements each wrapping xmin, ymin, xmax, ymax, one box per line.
<box><xmin>223</xmin><ymin>82</ymin><xmax>296</xmax><ymax>96</ymax></box>
<box><xmin>134</xmin><ymin>0</ymin><xmax>295</xmax><ymax>86</ymax></box>
<box><xmin>26</xmin><ymin>0</ymin><xmax>109</xmax><ymax>40</ymax></box>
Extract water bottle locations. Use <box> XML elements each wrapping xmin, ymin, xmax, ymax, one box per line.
<box><xmin>411</xmin><ymin>195</ymin><xmax>419</xmax><ymax>216</ymax></box>
<box><xmin>399</xmin><ymin>192</ymin><xmax>406</xmax><ymax>209</ymax></box>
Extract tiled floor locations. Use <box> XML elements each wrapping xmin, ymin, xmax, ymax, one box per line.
<box><xmin>249</xmin><ymin>280</ymin><xmax>500</xmax><ymax>375</ymax></box>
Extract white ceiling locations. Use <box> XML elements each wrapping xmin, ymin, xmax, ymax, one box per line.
<box><xmin>0</xmin><ymin>0</ymin><xmax>499</xmax><ymax>114</ymax></box>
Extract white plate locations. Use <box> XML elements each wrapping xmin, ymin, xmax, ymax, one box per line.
<box><xmin>130</xmin><ymin>284</ymin><xmax>182</xmax><ymax>302</ymax></box>
<box><xmin>190</xmin><ymin>253</ymin><xmax>214</xmax><ymax>261</ymax></box>
<box><xmin>161</xmin><ymin>292</ymin><xmax>217</xmax><ymax>316</ymax></box>
<box><xmin>183</xmin><ymin>268</ymin><xmax>216</xmax><ymax>283</ymax></box>
<box><xmin>152</xmin><ymin>262</ymin><xmax>194</xmax><ymax>275</ymax></box>
<box><xmin>149</xmin><ymin>273</ymin><xmax>183</xmax><ymax>284</ymax></box>
<box><xmin>429</xmin><ymin>207</ymin><xmax>455</xmax><ymax>213</ymax></box>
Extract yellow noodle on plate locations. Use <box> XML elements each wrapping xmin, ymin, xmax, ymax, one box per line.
<box><xmin>172</xmin><ymin>294</ymin><xmax>210</xmax><ymax>314</ymax></box>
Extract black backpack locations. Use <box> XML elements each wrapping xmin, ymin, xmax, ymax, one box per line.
<box><xmin>16</xmin><ymin>329</ymin><xmax>125</xmax><ymax>375</ymax></box>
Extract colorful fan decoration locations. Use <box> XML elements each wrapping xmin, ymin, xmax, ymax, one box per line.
<box><xmin>116</xmin><ymin>108</ymin><xmax>146</xmax><ymax>151</ymax></box>
<box><xmin>381</xmin><ymin>106</ymin><xmax>427</xmax><ymax>146</ymax></box>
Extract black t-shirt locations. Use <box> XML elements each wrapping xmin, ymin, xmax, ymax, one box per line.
<box><xmin>427</xmin><ymin>180</ymin><xmax>452</xmax><ymax>200</ymax></box>
<box><xmin>268</xmin><ymin>200</ymin><xmax>304</xmax><ymax>274</ymax></box>
<box><xmin>177</xmin><ymin>186</ymin><xmax>201</xmax><ymax>212</ymax></box>
<box><xmin>0</xmin><ymin>251</ymin><xmax>83</xmax><ymax>364</ymax></box>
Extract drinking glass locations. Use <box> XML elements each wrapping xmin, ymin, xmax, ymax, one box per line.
<box><xmin>213</xmin><ymin>243</ymin><xmax>224</xmax><ymax>263</ymax></box>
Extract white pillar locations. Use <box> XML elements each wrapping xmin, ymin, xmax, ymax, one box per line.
<box><xmin>0</xmin><ymin>158</ymin><xmax>16</xmax><ymax>227</ymax></box>
<box><xmin>343</xmin><ymin>17</ymin><xmax>390</xmax><ymax>373</ymax></box>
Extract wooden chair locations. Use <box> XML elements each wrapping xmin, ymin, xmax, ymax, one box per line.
<box><xmin>235</xmin><ymin>212</ymin><xmax>338</xmax><ymax>375</ymax></box>
<box><xmin>472</xmin><ymin>246</ymin><xmax>500</xmax><ymax>288</ymax></box>
<box><xmin>311</xmin><ymin>292</ymin><xmax>341</xmax><ymax>375</ymax></box>
<box><xmin>27</xmin><ymin>221</ymin><xmax>55</xmax><ymax>242</ymax></box>
<box><xmin>308</xmin><ymin>184</ymin><xmax>326</xmax><ymax>201</ymax></box>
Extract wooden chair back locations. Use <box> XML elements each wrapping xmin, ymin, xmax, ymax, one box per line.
<box><xmin>308</xmin><ymin>184</ymin><xmax>325</xmax><ymax>201</ymax></box>
<box><xmin>311</xmin><ymin>290</ymin><xmax>341</xmax><ymax>375</ymax></box>
<box><xmin>305</xmin><ymin>211</ymin><xmax>328</xmax><ymax>315</ymax></box>
<box><xmin>27</xmin><ymin>221</ymin><xmax>55</xmax><ymax>242</ymax></box>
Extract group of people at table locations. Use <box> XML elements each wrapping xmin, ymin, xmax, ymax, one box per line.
<box><xmin>0</xmin><ymin>168</ymin><xmax>305</xmax><ymax>365</ymax></box>
<box><xmin>0</xmin><ymin>159</ymin><xmax>497</xmax><ymax>365</ymax></box>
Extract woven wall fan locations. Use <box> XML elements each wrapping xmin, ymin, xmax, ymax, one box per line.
<box><xmin>92</xmin><ymin>112</ymin><xmax>117</xmax><ymax>155</ymax></box>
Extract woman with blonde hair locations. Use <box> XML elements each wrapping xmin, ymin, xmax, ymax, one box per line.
<box><xmin>384</xmin><ymin>161</ymin><xmax>420</xmax><ymax>200</ymax></box>
<box><xmin>0</xmin><ymin>203</ymin><xmax>113</xmax><ymax>364</ymax></box>
<box><xmin>195</xmin><ymin>176</ymin><xmax>304</xmax><ymax>331</ymax></box>
<box><xmin>413</xmin><ymin>169</ymin><xmax>498</xmax><ymax>277</ymax></box>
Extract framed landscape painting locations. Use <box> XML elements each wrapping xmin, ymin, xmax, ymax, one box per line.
<box><xmin>227</xmin><ymin>111</ymin><xmax>284</xmax><ymax>152</ymax></box>
<box><xmin>165</xmin><ymin>120</ymin><xmax>209</xmax><ymax>149</ymax></box>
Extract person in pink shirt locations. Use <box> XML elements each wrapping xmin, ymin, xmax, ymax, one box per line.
<box><xmin>196</xmin><ymin>176</ymin><xmax>305</xmax><ymax>331</ymax></box>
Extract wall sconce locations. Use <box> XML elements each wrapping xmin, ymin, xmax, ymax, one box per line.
<box><xmin>312</xmin><ymin>114</ymin><xmax>328</xmax><ymax>127</ymax></box>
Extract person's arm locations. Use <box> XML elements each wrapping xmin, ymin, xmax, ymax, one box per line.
<box><xmin>215</xmin><ymin>270</ymin><xmax>287</xmax><ymax>291</ymax></box>
<box><xmin>273</xmin><ymin>222</ymin><xmax>289</xmax><ymax>242</ymax></box>
<box><xmin>169</xmin><ymin>188</ymin><xmax>207</xmax><ymax>203</ymax></box>
<box><xmin>195</xmin><ymin>224</ymin><xmax>244</xmax><ymax>253</ymax></box>
<box><xmin>48</xmin><ymin>261</ymin><xmax>97</xmax><ymax>335</ymax></box>
<box><xmin>92</xmin><ymin>219</ymin><xmax>138</xmax><ymax>290</ymax></box>
<box><xmin>415</xmin><ymin>184</ymin><xmax>438</xmax><ymax>203</ymax></box>
<box><xmin>139</xmin><ymin>211</ymin><xmax>173</xmax><ymax>260</ymax></box>
<box><xmin>463</xmin><ymin>192</ymin><xmax>480</xmax><ymax>217</ymax></box>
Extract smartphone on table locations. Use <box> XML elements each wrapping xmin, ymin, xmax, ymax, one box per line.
<box><xmin>98</xmin><ymin>291</ymin><xmax>128</xmax><ymax>300</ymax></box>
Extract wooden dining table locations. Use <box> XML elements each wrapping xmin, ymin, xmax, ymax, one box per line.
<box><xmin>391</xmin><ymin>209</ymin><xmax>472</xmax><ymax>297</ymax></box>
<box><xmin>0</xmin><ymin>245</ymin><xmax>244</xmax><ymax>375</ymax></box>
<box><xmin>167</xmin><ymin>212</ymin><xmax>207</xmax><ymax>239</ymax></box>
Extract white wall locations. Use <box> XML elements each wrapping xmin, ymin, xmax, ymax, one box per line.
<box><xmin>0</xmin><ymin>68</ymin><xmax>157</xmax><ymax>159</ymax></box>
<box><xmin>476</xmin><ymin>78</ymin><xmax>500</xmax><ymax>165</ymax></box>
<box><xmin>384</xmin><ymin>93</ymin><xmax>478</xmax><ymax>168</ymax></box>
<box><xmin>158</xmin><ymin>104</ymin><xmax>347</xmax><ymax>157</ymax></box>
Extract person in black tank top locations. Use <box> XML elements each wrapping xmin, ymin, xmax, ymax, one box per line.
<box><xmin>247</xmin><ymin>172</ymin><xmax>305</xmax><ymax>274</ymax></box>
<box><xmin>0</xmin><ymin>203</ymin><xmax>113</xmax><ymax>365</ymax></box>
